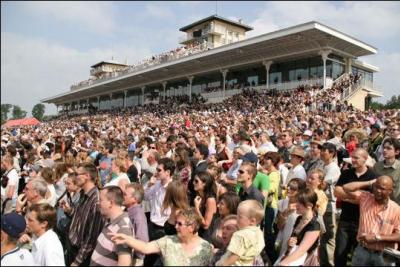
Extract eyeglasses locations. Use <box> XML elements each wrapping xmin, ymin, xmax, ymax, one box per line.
<box><xmin>156</xmin><ymin>168</ymin><xmax>163</xmax><ymax>172</ymax></box>
<box><xmin>287</xmin><ymin>185</ymin><xmax>298</xmax><ymax>191</ymax></box>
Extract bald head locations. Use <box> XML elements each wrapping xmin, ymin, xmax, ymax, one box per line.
<box><xmin>376</xmin><ymin>175</ymin><xmax>394</xmax><ymax>189</ymax></box>
<box><xmin>373</xmin><ymin>175</ymin><xmax>394</xmax><ymax>203</ymax></box>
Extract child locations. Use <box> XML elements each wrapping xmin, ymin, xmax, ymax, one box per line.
<box><xmin>216</xmin><ymin>200</ymin><xmax>265</xmax><ymax>266</ymax></box>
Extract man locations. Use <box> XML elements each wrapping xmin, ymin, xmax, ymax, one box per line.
<box><xmin>15</xmin><ymin>178</ymin><xmax>48</xmax><ymax>216</ymax></box>
<box><xmin>1</xmin><ymin>155</ymin><xmax>20</xmax><ymax>213</ymax></box>
<box><xmin>124</xmin><ymin>183</ymin><xmax>149</xmax><ymax>266</ymax></box>
<box><xmin>258</xmin><ymin>132</ymin><xmax>278</xmax><ymax>153</ymax></box>
<box><xmin>286</xmin><ymin>146</ymin><xmax>307</xmax><ymax>182</ymax></box>
<box><xmin>375</xmin><ymin>123</ymin><xmax>399</xmax><ymax>161</ymax></box>
<box><xmin>143</xmin><ymin>157</ymin><xmax>174</xmax><ymax>266</ymax></box>
<box><xmin>26</xmin><ymin>203</ymin><xmax>65</xmax><ymax>266</ymax></box>
<box><xmin>320</xmin><ymin>142</ymin><xmax>341</xmax><ymax>267</ymax></box>
<box><xmin>62</xmin><ymin>163</ymin><xmax>105</xmax><ymax>266</ymax></box>
<box><xmin>303</xmin><ymin>140</ymin><xmax>324</xmax><ymax>174</ymax></box>
<box><xmin>372</xmin><ymin>138</ymin><xmax>400</xmax><ymax>205</ymax></box>
<box><xmin>98</xmin><ymin>143</ymin><xmax>114</xmax><ymax>186</ymax></box>
<box><xmin>368</xmin><ymin>123</ymin><xmax>383</xmax><ymax>158</ymax></box>
<box><xmin>237</xmin><ymin>162</ymin><xmax>264</xmax><ymax>206</ymax></box>
<box><xmin>278</xmin><ymin>130</ymin><xmax>294</xmax><ymax>163</ymax></box>
<box><xmin>91</xmin><ymin>186</ymin><xmax>133</xmax><ymax>266</ymax></box>
<box><xmin>342</xmin><ymin>176</ymin><xmax>400</xmax><ymax>266</ymax></box>
<box><xmin>334</xmin><ymin>148</ymin><xmax>376</xmax><ymax>267</ymax></box>
<box><xmin>1</xmin><ymin>212</ymin><xmax>35</xmax><ymax>265</ymax></box>
<box><xmin>189</xmin><ymin>143</ymin><xmax>209</xmax><ymax>204</ymax></box>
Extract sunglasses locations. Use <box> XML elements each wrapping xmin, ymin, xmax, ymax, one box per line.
<box><xmin>287</xmin><ymin>185</ymin><xmax>298</xmax><ymax>191</ymax></box>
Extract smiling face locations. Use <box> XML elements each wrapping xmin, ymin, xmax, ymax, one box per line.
<box><xmin>372</xmin><ymin>177</ymin><xmax>393</xmax><ymax>203</ymax></box>
<box><xmin>220</xmin><ymin>218</ymin><xmax>238</xmax><ymax>247</ymax></box>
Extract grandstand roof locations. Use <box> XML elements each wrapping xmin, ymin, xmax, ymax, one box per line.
<box><xmin>179</xmin><ymin>14</ymin><xmax>253</xmax><ymax>32</ymax></box>
<box><xmin>42</xmin><ymin>21</ymin><xmax>378</xmax><ymax>105</ymax></box>
<box><xmin>91</xmin><ymin>60</ymin><xmax>128</xmax><ymax>68</ymax></box>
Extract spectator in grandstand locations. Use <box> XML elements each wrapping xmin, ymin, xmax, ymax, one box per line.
<box><xmin>143</xmin><ymin>157</ymin><xmax>174</xmax><ymax>265</ymax></box>
<box><xmin>98</xmin><ymin>143</ymin><xmax>114</xmax><ymax>186</ymax></box>
<box><xmin>25</xmin><ymin>203</ymin><xmax>65</xmax><ymax>266</ymax></box>
<box><xmin>278</xmin><ymin>130</ymin><xmax>295</xmax><ymax>163</ymax></box>
<box><xmin>172</xmin><ymin>147</ymin><xmax>192</xmax><ymax>189</ymax></box>
<box><xmin>110</xmin><ymin>208</ymin><xmax>213</xmax><ymax>266</ymax></box>
<box><xmin>333</xmin><ymin>148</ymin><xmax>376</xmax><ymax>267</ymax></box>
<box><xmin>15</xmin><ymin>178</ymin><xmax>48</xmax><ymax>216</ymax></box>
<box><xmin>210</xmin><ymin>215</ymin><xmax>239</xmax><ymax>265</ymax></box>
<box><xmin>342</xmin><ymin>176</ymin><xmax>399</xmax><ymax>266</ymax></box>
<box><xmin>237</xmin><ymin>162</ymin><xmax>264</xmax><ymax>206</ymax></box>
<box><xmin>215</xmin><ymin>200</ymin><xmax>265</xmax><ymax>266</ymax></box>
<box><xmin>1</xmin><ymin>212</ymin><xmax>35</xmax><ymax>266</ymax></box>
<box><xmin>303</xmin><ymin>140</ymin><xmax>325</xmax><ymax>175</ymax></box>
<box><xmin>40</xmin><ymin>167</ymin><xmax>57</xmax><ymax>207</ymax></box>
<box><xmin>63</xmin><ymin>163</ymin><xmax>105</xmax><ymax>266</ymax></box>
<box><xmin>275</xmin><ymin>188</ymin><xmax>321</xmax><ymax>266</ymax></box>
<box><xmin>286</xmin><ymin>146</ymin><xmax>307</xmax><ymax>182</ymax></box>
<box><xmin>91</xmin><ymin>186</ymin><xmax>133</xmax><ymax>266</ymax></box>
<box><xmin>162</xmin><ymin>180</ymin><xmax>189</xmax><ymax>236</ymax></box>
<box><xmin>222</xmin><ymin>146</ymin><xmax>244</xmax><ymax>186</ymax></box>
<box><xmin>105</xmin><ymin>157</ymin><xmax>130</xmax><ymax>191</ymax></box>
<box><xmin>123</xmin><ymin>183</ymin><xmax>148</xmax><ymax>266</ymax></box>
<box><xmin>189</xmin><ymin>143</ymin><xmax>209</xmax><ymax>205</ymax></box>
<box><xmin>1</xmin><ymin>155</ymin><xmax>20</xmax><ymax>213</ymax></box>
<box><xmin>372</xmin><ymin>138</ymin><xmax>400</xmax><ymax>205</ymax></box>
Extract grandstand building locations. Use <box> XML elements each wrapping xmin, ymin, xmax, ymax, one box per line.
<box><xmin>42</xmin><ymin>16</ymin><xmax>382</xmax><ymax>112</ymax></box>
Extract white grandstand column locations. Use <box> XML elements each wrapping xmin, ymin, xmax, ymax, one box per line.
<box><xmin>188</xmin><ymin>76</ymin><xmax>194</xmax><ymax>103</ymax></box>
<box><xmin>162</xmin><ymin>81</ymin><xmax>167</xmax><ymax>101</ymax></box>
<box><xmin>319</xmin><ymin>49</ymin><xmax>331</xmax><ymax>89</ymax></box>
<box><xmin>345</xmin><ymin>58</ymin><xmax>352</xmax><ymax>74</ymax></box>
<box><xmin>141</xmin><ymin>86</ymin><xmax>145</xmax><ymax>105</ymax></box>
<box><xmin>123</xmin><ymin>90</ymin><xmax>128</xmax><ymax>108</ymax></box>
<box><xmin>262</xmin><ymin>60</ymin><xmax>273</xmax><ymax>89</ymax></box>
<box><xmin>221</xmin><ymin>69</ymin><xmax>228</xmax><ymax>97</ymax></box>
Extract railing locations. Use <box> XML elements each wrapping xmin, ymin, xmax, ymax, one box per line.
<box><xmin>341</xmin><ymin>78</ymin><xmax>383</xmax><ymax>100</ymax></box>
<box><xmin>269</xmin><ymin>78</ymin><xmax>325</xmax><ymax>91</ymax></box>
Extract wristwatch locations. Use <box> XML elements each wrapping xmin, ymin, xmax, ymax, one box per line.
<box><xmin>375</xmin><ymin>234</ymin><xmax>382</xmax><ymax>242</ymax></box>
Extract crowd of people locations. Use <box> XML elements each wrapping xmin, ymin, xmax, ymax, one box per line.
<box><xmin>71</xmin><ymin>41</ymin><xmax>212</xmax><ymax>90</ymax></box>
<box><xmin>1</xmin><ymin>82</ymin><xmax>399</xmax><ymax>266</ymax></box>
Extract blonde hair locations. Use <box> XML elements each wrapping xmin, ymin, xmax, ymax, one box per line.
<box><xmin>238</xmin><ymin>200</ymin><xmax>264</xmax><ymax>224</ymax></box>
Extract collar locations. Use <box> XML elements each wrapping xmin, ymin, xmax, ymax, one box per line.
<box><xmin>383</xmin><ymin>159</ymin><xmax>400</xmax><ymax>169</ymax></box>
<box><xmin>82</xmin><ymin>186</ymin><xmax>98</xmax><ymax>198</ymax></box>
<box><xmin>32</xmin><ymin>229</ymin><xmax>55</xmax><ymax>248</ymax></box>
<box><xmin>108</xmin><ymin>212</ymin><xmax>126</xmax><ymax>225</ymax></box>
<box><xmin>1</xmin><ymin>247</ymin><xmax>20</xmax><ymax>260</ymax></box>
<box><xmin>196</xmin><ymin>160</ymin><xmax>206</xmax><ymax>166</ymax></box>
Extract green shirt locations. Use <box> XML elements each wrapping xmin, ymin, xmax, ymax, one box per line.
<box><xmin>252</xmin><ymin>171</ymin><xmax>270</xmax><ymax>193</ymax></box>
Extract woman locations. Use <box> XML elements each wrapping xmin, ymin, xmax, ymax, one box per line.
<box><xmin>275</xmin><ymin>188</ymin><xmax>321</xmax><ymax>266</ymax></box>
<box><xmin>162</xmin><ymin>181</ymin><xmax>189</xmax><ymax>235</ymax></box>
<box><xmin>261</xmin><ymin>151</ymin><xmax>281</xmax><ymax>264</ymax></box>
<box><xmin>173</xmin><ymin>147</ymin><xmax>192</xmax><ymax>189</ymax></box>
<box><xmin>40</xmin><ymin>167</ymin><xmax>57</xmax><ymax>207</ymax></box>
<box><xmin>193</xmin><ymin>171</ymin><xmax>217</xmax><ymax>242</ymax></box>
<box><xmin>214</xmin><ymin>135</ymin><xmax>230</xmax><ymax>162</ymax></box>
<box><xmin>275</xmin><ymin>178</ymin><xmax>306</xmax><ymax>261</ymax></box>
<box><xmin>305</xmin><ymin>169</ymin><xmax>328</xmax><ymax>217</ymax></box>
<box><xmin>105</xmin><ymin>157</ymin><xmax>130</xmax><ymax>191</ymax></box>
<box><xmin>110</xmin><ymin>208</ymin><xmax>213</xmax><ymax>266</ymax></box>
<box><xmin>53</xmin><ymin>162</ymin><xmax>68</xmax><ymax>199</ymax></box>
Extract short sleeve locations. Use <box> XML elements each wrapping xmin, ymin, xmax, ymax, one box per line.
<box><xmin>117</xmin><ymin>225</ymin><xmax>135</xmax><ymax>255</ymax></box>
<box><xmin>227</xmin><ymin>231</ymin><xmax>246</xmax><ymax>257</ymax></box>
<box><xmin>154</xmin><ymin>235</ymin><xmax>172</xmax><ymax>257</ymax></box>
<box><xmin>335</xmin><ymin>172</ymin><xmax>347</xmax><ymax>187</ymax></box>
<box><xmin>304</xmin><ymin>218</ymin><xmax>320</xmax><ymax>233</ymax></box>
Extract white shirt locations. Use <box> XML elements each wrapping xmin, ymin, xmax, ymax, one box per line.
<box><xmin>323</xmin><ymin>161</ymin><xmax>341</xmax><ymax>212</ymax></box>
<box><xmin>31</xmin><ymin>229</ymin><xmax>65</xmax><ymax>266</ymax></box>
<box><xmin>1</xmin><ymin>247</ymin><xmax>35</xmax><ymax>266</ymax></box>
<box><xmin>286</xmin><ymin>164</ymin><xmax>307</xmax><ymax>183</ymax></box>
<box><xmin>46</xmin><ymin>184</ymin><xmax>57</xmax><ymax>207</ymax></box>
<box><xmin>105</xmin><ymin>173</ymin><xmax>130</xmax><ymax>187</ymax></box>
<box><xmin>144</xmin><ymin>180</ymin><xmax>171</xmax><ymax>227</ymax></box>
<box><xmin>4</xmin><ymin>168</ymin><xmax>20</xmax><ymax>201</ymax></box>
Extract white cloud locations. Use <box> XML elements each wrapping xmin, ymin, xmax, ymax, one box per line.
<box><xmin>20</xmin><ymin>1</ymin><xmax>117</xmax><ymax>34</ymax></box>
<box><xmin>248</xmin><ymin>1</ymin><xmax>400</xmax><ymax>41</ymax></box>
<box><xmin>1</xmin><ymin>32</ymin><xmax>152</xmax><ymax>115</ymax></box>
<box><xmin>145</xmin><ymin>3</ymin><xmax>174</xmax><ymax>19</ymax></box>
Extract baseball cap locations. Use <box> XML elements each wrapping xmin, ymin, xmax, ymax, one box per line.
<box><xmin>1</xmin><ymin>212</ymin><xmax>26</xmax><ymax>238</ymax></box>
<box><xmin>242</xmin><ymin>152</ymin><xmax>258</xmax><ymax>165</ymax></box>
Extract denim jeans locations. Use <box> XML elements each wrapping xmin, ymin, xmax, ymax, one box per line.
<box><xmin>334</xmin><ymin>220</ymin><xmax>359</xmax><ymax>266</ymax></box>
<box><xmin>352</xmin><ymin>245</ymin><xmax>394</xmax><ymax>266</ymax></box>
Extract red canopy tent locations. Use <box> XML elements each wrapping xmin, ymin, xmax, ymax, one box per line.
<box><xmin>2</xmin><ymin>117</ymin><xmax>41</xmax><ymax>128</ymax></box>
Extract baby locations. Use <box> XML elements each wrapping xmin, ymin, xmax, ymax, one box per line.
<box><xmin>216</xmin><ymin>200</ymin><xmax>265</xmax><ymax>266</ymax></box>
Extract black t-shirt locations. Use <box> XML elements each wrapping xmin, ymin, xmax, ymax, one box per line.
<box><xmin>293</xmin><ymin>215</ymin><xmax>320</xmax><ymax>254</ymax></box>
<box><xmin>126</xmin><ymin>164</ymin><xmax>138</xmax><ymax>183</ymax></box>
<box><xmin>336</xmin><ymin>167</ymin><xmax>376</xmax><ymax>223</ymax></box>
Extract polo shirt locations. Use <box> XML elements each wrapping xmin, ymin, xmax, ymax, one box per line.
<box><xmin>238</xmin><ymin>185</ymin><xmax>265</xmax><ymax>206</ymax></box>
<box><xmin>336</xmin><ymin>168</ymin><xmax>376</xmax><ymax>223</ymax></box>
<box><xmin>1</xmin><ymin>247</ymin><xmax>35</xmax><ymax>266</ymax></box>
<box><xmin>32</xmin><ymin>229</ymin><xmax>65</xmax><ymax>266</ymax></box>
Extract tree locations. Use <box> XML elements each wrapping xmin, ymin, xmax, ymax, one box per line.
<box><xmin>385</xmin><ymin>95</ymin><xmax>400</xmax><ymax>109</ymax></box>
<box><xmin>32</xmin><ymin>103</ymin><xmax>46</xmax><ymax>121</ymax></box>
<box><xmin>11</xmin><ymin>105</ymin><xmax>27</xmax><ymax>119</ymax></box>
<box><xmin>1</xmin><ymin>103</ymin><xmax>12</xmax><ymax>124</ymax></box>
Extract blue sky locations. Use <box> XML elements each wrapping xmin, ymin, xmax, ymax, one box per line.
<box><xmin>2</xmin><ymin>1</ymin><xmax>400</xmax><ymax>115</ymax></box>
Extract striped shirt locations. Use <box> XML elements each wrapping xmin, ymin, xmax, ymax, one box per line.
<box><xmin>357</xmin><ymin>191</ymin><xmax>400</xmax><ymax>251</ymax></box>
<box><xmin>68</xmin><ymin>186</ymin><xmax>105</xmax><ymax>266</ymax></box>
<box><xmin>91</xmin><ymin>212</ymin><xmax>134</xmax><ymax>266</ymax></box>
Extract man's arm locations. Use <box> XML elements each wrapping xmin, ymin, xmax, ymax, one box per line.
<box><xmin>215</xmin><ymin>251</ymin><xmax>240</xmax><ymax>266</ymax></box>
